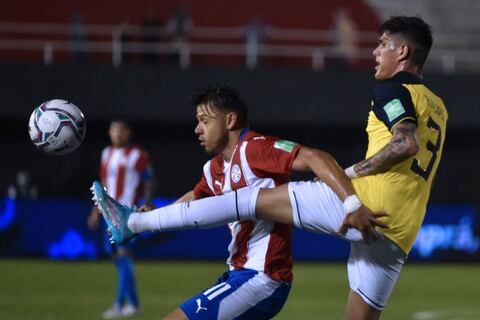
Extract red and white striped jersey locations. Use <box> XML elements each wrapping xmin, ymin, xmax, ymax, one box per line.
<box><xmin>193</xmin><ymin>130</ymin><xmax>301</xmax><ymax>283</ymax></box>
<box><xmin>99</xmin><ymin>144</ymin><xmax>151</xmax><ymax>207</ymax></box>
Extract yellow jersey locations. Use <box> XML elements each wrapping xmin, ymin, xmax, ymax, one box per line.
<box><xmin>352</xmin><ymin>71</ymin><xmax>448</xmax><ymax>254</ymax></box>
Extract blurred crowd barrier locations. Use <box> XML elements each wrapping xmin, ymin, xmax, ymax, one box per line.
<box><xmin>1</xmin><ymin>21</ymin><xmax>478</xmax><ymax>73</ymax></box>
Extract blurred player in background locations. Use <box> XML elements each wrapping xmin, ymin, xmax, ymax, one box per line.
<box><xmin>88</xmin><ymin>119</ymin><xmax>155</xmax><ymax>319</ymax></box>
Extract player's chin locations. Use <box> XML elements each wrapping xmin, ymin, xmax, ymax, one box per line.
<box><xmin>203</xmin><ymin>146</ymin><xmax>214</xmax><ymax>155</ymax></box>
<box><xmin>374</xmin><ymin>70</ymin><xmax>385</xmax><ymax>81</ymax></box>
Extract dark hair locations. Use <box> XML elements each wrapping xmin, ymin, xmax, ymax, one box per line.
<box><xmin>110</xmin><ymin>118</ymin><xmax>131</xmax><ymax>129</ymax></box>
<box><xmin>190</xmin><ymin>85</ymin><xmax>248</xmax><ymax>127</ymax></box>
<box><xmin>379</xmin><ymin>16</ymin><xmax>433</xmax><ymax>67</ymax></box>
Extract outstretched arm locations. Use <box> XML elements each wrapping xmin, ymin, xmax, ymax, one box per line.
<box><xmin>291</xmin><ymin>146</ymin><xmax>388</xmax><ymax>242</ymax></box>
<box><xmin>346</xmin><ymin>121</ymin><xmax>419</xmax><ymax>179</ymax></box>
<box><xmin>139</xmin><ymin>190</ymin><xmax>196</xmax><ymax>213</ymax></box>
<box><xmin>87</xmin><ymin>206</ymin><xmax>100</xmax><ymax>230</ymax></box>
<box><xmin>292</xmin><ymin>146</ymin><xmax>354</xmax><ymax>201</ymax></box>
<box><xmin>175</xmin><ymin>190</ymin><xmax>196</xmax><ymax>203</ymax></box>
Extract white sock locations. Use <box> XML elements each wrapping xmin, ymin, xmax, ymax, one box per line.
<box><xmin>128</xmin><ymin>187</ymin><xmax>260</xmax><ymax>233</ymax></box>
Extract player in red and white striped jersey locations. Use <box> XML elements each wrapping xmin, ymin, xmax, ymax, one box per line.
<box><xmin>193</xmin><ymin>130</ymin><xmax>297</xmax><ymax>284</ymax></box>
<box><xmin>88</xmin><ymin>119</ymin><xmax>154</xmax><ymax>319</ymax></box>
<box><xmin>99</xmin><ymin>137</ymin><xmax>152</xmax><ymax>207</ymax></box>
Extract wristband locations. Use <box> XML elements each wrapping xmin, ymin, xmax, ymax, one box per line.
<box><xmin>345</xmin><ymin>165</ymin><xmax>359</xmax><ymax>179</ymax></box>
<box><xmin>343</xmin><ymin>195</ymin><xmax>362</xmax><ymax>214</ymax></box>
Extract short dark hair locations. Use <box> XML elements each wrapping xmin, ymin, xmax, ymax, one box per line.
<box><xmin>110</xmin><ymin>118</ymin><xmax>131</xmax><ymax>129</ymax></box>
<box><xmin>190</xmin><ymin>85</ymin><xmax>248</xmax><ymax>127</ymax></box>
<box><xmin>379</xmin><ymin>16</ymin><xmax>433</xmax><ymax>67</ymax></box>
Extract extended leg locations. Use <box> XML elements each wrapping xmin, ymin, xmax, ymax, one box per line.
<box><xmin>255</xmin><ymin>184</ymin><xmax>293</xmax><ymax>224</ymax></box>
<box><xmin>345</xmin><ymin>290</ymin><xmax>381</xmax><ymax>320</ymax></box>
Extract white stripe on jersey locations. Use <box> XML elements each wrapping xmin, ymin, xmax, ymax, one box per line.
<box><xmin>239</xmin><ymin>141</ymin><xmax>274</xmax><ymax>187</ymax></box>
<box><xmin>102</xmin><ymin>147</ymin><xmax>142</xmax><ymax>206</ymax></box>
<box><xmin>202</xmin><ymin>160</ymin><xmax>216</xmax><ymax>195</ymax></box>
<box><xmin>223</xmin><ymin>141</ymin><xmax>279</xmax><ymax>273</ymax></box>
<box><xmin>243</xmin><ymin>220</ymin><xmax>274</xmax><ymax>272</ymax></box>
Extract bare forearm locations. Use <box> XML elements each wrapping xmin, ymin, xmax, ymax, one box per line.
<box><xmin>350</xmin><ymin>121</ymin><xmax>419</xmax><ymax>177</ymax></box>
<box><xmin>311</xmin><ymin>152</ymin><xmax>355</xmax><ymax>201</ymax></box>
<box><xmin>354</xmin><ymin>143</ymin><xmax>407</xmax><ymax>176</ymax></box>
<box><xmin>294</xmin><ymin>147</ymin><xmax>355</xmax><ymax>201</ymax></box>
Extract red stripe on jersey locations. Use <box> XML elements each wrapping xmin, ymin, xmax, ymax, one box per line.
<box><xmin>263</xmin><ymin>223</ymin><xmax>293</xmax><ymax>282</ymax></box>
<box><xmin>230</xmin><ymin>221</ymin><xmax>255</xmax><ymax>269</ymax></box>
<box><xmin>133</xmin><ymin>185</ymin><xmax>142</xmax><ymax>205</ymax></box>
<box><xmin>134</xmin><ymin>148</ymin><xmax>149</xmax><ymax>172</ymax></box>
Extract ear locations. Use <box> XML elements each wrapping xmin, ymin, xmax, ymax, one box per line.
<box><xmin>225</xmin><ymin>112</ymin><xmax>237</xmax><ymax>130</ymax></box>
<box><xmin>397</xmin><ymin>44</ymin><xmax>410</xmax><ymax>62</ymax></box>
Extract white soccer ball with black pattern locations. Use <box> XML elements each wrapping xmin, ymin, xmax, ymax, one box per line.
<box><xmin>28</xmin><ymin>99</ymin><xmax>86</xmax><ymax>155</ymax></box>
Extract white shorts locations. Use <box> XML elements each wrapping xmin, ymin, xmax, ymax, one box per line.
<box><xmin>348</xmin><ymin>235</ymin><xmax>406</xmax><ymax>310</ymax></box>
<box><xmin>288</xmin><ymin>180</ymin><xmax>406</xmax><ymax>309</ymax></box>
<box><xmin>288</xmin><ymin>180</ymin><xmax>362</xmax><ymax>241</ymax></box>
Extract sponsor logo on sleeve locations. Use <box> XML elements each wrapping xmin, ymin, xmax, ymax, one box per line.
<box><xmin>383</xmin><ymin>99</ymin><xmax>406</xmax><ymax>122</ymax></box>
<box><xmin>273</xmin><ymin>140</ymin><xmax>298</xmax><ymax>153</ymax></box>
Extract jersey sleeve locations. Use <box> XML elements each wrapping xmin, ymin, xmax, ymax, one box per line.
<box><xmin>372</xmin><ymin>81</ymin><xmax>417</xmax><ymax>131</ymax></box>
<box><xmin>193</xmin><ymin>175</ymin><xmax>214</xmax><ymax>199</ymax></box>
<box><xmin>246</xmin><ymin>137</ymin><xmax>301</xmax><ymax>181</ymax></box>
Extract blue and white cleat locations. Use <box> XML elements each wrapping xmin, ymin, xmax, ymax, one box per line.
<box><xmin>90</xmin><ymin>180</ymin><xmax>137</xmax><ymax>245</ymax></box>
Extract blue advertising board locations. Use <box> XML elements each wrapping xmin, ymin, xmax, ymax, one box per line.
<box><xmin>0</xmin><ymin>197</ymin><xmax>478</xmax><ymax>261</ymax></box>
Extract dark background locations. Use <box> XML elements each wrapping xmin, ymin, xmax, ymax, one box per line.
<box><xmin>1</xmin><ymin>63</ymin><xmax>478</xmax><ymax>204</ymax></box>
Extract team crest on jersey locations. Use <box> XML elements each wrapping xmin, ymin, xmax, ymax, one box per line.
<box><xmin>231</xmin><ymin>164</ymin><xmax>242</xmax><ymax>183</ymax></box>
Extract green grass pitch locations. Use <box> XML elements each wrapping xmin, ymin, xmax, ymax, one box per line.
<box><xmin>0</xmin><ymin>259</ymin><xmax>479</xmax><ymax>319</ymax></box>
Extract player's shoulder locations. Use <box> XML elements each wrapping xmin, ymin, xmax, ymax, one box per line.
<box><xmin>374</xmin><ymin>72</ymin><xmax>423</xmax><ymax>99</ymax></box>
<box><xmin>244</xmin><ymin>132</ymin><xmax>301</xmax><ymax>158</ymax></box>
<box><xmin>243</xmin><ymin>130</ymin><xmax>267</xmax><ymax>141</ymax></box>
<box><xmin>101</xmin><ymin>146</ymin><xmax>112</xmax><ymax>155</ymax></box>
<box><xmin>242</xmin><ymin>132</ymin><xmax>278</xmax><ymax>153</ymax></box>
<box><xmin>130</xmin><ymin>144</ymin><xmax>146</xmax><ymax>152</ymax></box>
<box><xmin>129</xmin><ymin>144</ymin><xmax>149</xmax><ymax>156</ymax></box>
<box><xmin>243</xmin><ymin>130</ymin><xmax>276</xmax><ymax>144</ymax></box>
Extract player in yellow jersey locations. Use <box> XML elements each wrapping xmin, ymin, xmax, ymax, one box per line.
<box><xmin>336</xmin><ymin>15</ymin><xmax>447</xmax><ymax>319</ymax></box>
<box><xmin>94</xmin><ymin>15</ymin><xmax>445</xmax><ymax>320</ymax></box>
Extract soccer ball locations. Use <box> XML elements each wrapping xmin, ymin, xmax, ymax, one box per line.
<box><xmin>28</xmin><ymin>99</ymin><xmax>86</xmax><ymax>155</ymax></box>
